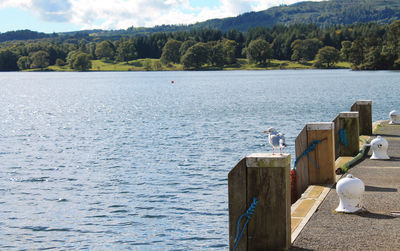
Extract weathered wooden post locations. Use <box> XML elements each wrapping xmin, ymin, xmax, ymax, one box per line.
<box><xmin>306</xmin><ymin>122</ymin><xmax>335</xmax><ymax>185</ymax></box>
<box><xmin>228</xmin><ymin>153</ymin><xmax>291</xmax><ymax>251</ymax></box>
<box><xmin>294</xmin><ymin>122</ymin><xmax>336</xmax><ymax>201</ymax></box>
<box><xmin>350</xmin><ymin>100</ymin><xmax>372</xmax><ymax>135</ymax></box>
<box><xmin>294</xmin><ymin>126</ymin><xmax>308</xmax><ymax>201</ymax></box>
<box><xmin>333</xmin><ymin>112</ymin><xmax>360</xmax><ymax>159</ymax></box>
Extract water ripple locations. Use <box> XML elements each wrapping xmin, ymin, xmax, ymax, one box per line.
<box><xmin>1</xmin><ymin>70</ymin><xmax>398</xmax><ymax>249</ymax></box>
<box><xmin>21</xmin><ymin>226</ymin><xmax>72</xmax><ymax>232</ymax></box>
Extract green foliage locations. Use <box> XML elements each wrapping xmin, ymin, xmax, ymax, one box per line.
<box><xmin>221</xmin><ymin>39</ymin><xmax>237</xmax><ymax>65</ymax></box>
<box><xmin>188</xmin><ymin>0</ymin><xmax>400</xmax><ymax>32</ymax></box>
<box><xmin>394</xmin><ymin>58</ymin><xmax>400</xmax><ymax>69</ymax></box>
<box><xmin>340</xmin><ymin>41</ymin><xmax>352</xmax><ymax>61</ymax></box>
<box><xmin>225</xmin><ymin>30</ymin><xmax>245</xmax><ymax>58</ymax></box>
<box><xmin>246</xmin><ymin>38</ymin><xmax>273</xmax><ymax>64</ymax></box>
<box><xmin>179</xmin><ymin>40</ymin><xmax>196</xmax><ymax>56</ymax></box>
<box><xmin>291</xmin><ymin>38</ymin><xmax>323</xmax><ymax>62</ymax></box>
<box><xmin>208</xmin><ymin>42</ymin><xmax>224</xmax><ymax>68</ymax></box>
<box><xmin>181</xmin><ymin>42</ymin><xmax>211</xmax><ymax>70</ymax></box>
<box><xmin>17</xmin><ymin>56</ymin><xmax>31</xmax><ymax>70</ymax></box>
<box><xmin>361</xmin><ymin>46</ymin><xmax>385</xmax><ymax>70</ymax></box>
<box><xmin>0</xmin><ymin>0</ymin><xmax>396</xmax><ymax>44</ymax></box>
<box><xmin>160</xmin><ymin>39</ymin><xmax>182</xmax><ymax>64</ymax></box>
<box><xmin>143</xmin><ymin>60</ymin><xmax>152</xmax><ymax>71</ymax></box>
<box><xmin>386</xmin><ymin>20</ymin><xmax>400</xmax><ymax>68</ymax></box>
<box><xmin>87</xmin><ymin>42</ymin><xmax>97</xmax><ymax>59</ymax></box>
<box><xmin>73</xmin><ymin>53</ymin><xmax>92</xmax><ymax>71</ymax></box>
<box><xmin>387</xmin><ymin>20</ymin><xmax>400</xmax><ymax>47</ymax></box>
<box><xmin>67</xmin><ymin>51</ymin><xmax>92</xmax><ymax>71</ymax></box>
<box><xmin>30</xmin><ymin>50</ymin><xmax>50</xmax><ymax>69</ymax></box>
<box><xmin>345</xmin><ymin>20</ymin><xmax>400</xmax><ymax>70</ymax></box>
<box><xmin>115</xmin><ymin>39</ymin><xmax>137</xmax><ymax>63</ymax></box>
<box><xmin>0</xmin><ymin>50</ymin><xmax>18</xmax><ymax>71</ymax></box>
<box><xmin>191</xmin><ymin>28</ymin><xmax>222</xmax><ymax>42</ymax></box>
<box><xmin>133</xmin><ymin>32</ymin><xmax>168</xmax><ymax>59</ymax></box>
<box><xmin>55</xmin><ymin>58</ymin><xmax>65</xmax><ymax>66</ymax></box>
<box><xmin>349</xmin><ymin>38</ymin><xmax>366</xmax><ymax>66</ymax></box>
<box><xmin>152</xmin><ymin>60</ymin><xmax>163</xmax><ymax>71</ymax></box>
<box><xmin>0</xmin><ymin>0</ymin><xmax>398</xmax><ymax>44</ymax></box>
<box><xmin>313</xmin><ymin>46</ymin><xmax>340</xmax><ymax>68</ymax></box>
<box><xmin>0</xmin><ymin>15</ymin><xmax>399</xmax><ymax>71</ymax></box>
<box><xmin>95</xmin><ymin>40</ymin><xmax>115</xmax><ymax>60</ymax></box>
<box><xmin>0</xmin><ymin>29</ymin><xmax>53</xmax><ymax>42</ymax></box>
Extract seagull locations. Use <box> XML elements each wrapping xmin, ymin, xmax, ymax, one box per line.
<box><xmin>264</xmin><ymin>127</ymin><xmax>287</xmax><ymax>155</ymax></box>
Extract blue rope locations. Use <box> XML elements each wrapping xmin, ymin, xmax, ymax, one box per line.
<box><xmin>306</xmin><ymin>152</ymin><xmax>319</xmax><ymax>169</ymax></box>
<box><xmin>232</xmin><ymin>197</ymin><xmax>258</xmax><ymax>251</ymax></box>
<box><xmin>294</xmin><ymin>139</ymin><xmax>322</xmax><ymax>169</ymax></box>
<box><xmin>339</xmin><ymin>129</ymin><xmax>348</xmax><ymax>147</ymax></box>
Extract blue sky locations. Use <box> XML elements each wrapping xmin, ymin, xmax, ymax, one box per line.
<box><xmin>0</xmin><ymin>0</ymin><xmax>322</xmax><ymax>33</ymax></box>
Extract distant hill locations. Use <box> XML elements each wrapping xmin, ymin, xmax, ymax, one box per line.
<box><xmin>0</xmin><ymin>30</ymin><xmax>56</xmax><ymax>42</ymax></box>
<box><xmin>192</xmin><ymin>0</ymin><xmax>400</xmax><ymax>32</ymax></box>
<box><xmin>84</xmin><ymin>0</ymin><xmax>400</xmax><ymax>38</ymax></box>
<box><xmin>1</xmin><ymin>0</ymin><xmax>399</xmax><ymax>42</ymax></box>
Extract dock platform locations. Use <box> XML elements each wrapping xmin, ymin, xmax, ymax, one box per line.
<box><xmin>291</xmin><ymin>121</ymin><xmax>400</xmax><ymax>250</ymax></box>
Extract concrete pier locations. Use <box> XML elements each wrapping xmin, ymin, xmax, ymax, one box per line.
<box><xmin>291</xmin><ymin>121</ymin><xmax>400</xmax><ymax>250</ymax></box>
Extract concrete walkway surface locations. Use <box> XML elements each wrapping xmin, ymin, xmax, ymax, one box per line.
<box><xmin>291</xmin><ymin>122</ymin><xmax>400</xmax><ymax>251</ymax></box>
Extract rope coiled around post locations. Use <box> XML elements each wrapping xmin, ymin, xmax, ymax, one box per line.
<box><xmin>232</xmin><ymin>197</ymin><xmax>258</xmax><ymax>251</ymax></box>
<box><xmin>294</xmin><ymin>139</ymin><xmax>324</xmax><ymax>169</ymax></box>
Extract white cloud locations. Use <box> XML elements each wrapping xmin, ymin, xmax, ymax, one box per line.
<box><xmin>31</xmin><ymin>0</ymin><xmax>72</xmax><ymax>22</ymax></box>
<box><xmin>251</xmin><ymin>0</ymin><xmax>323</xmax><ymax>11</ymax></box>
<box><xmin>0</xmin><ymin>0</ymin><xmax>324</xmax><ymax>30</ymax></box>
<box><xmin>0</xmin><ymin>0</ymin><xmax>27</xmax><ymax>8</ymax></box>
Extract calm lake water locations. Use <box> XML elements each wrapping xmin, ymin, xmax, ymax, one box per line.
<box><xmin>0</xmin><ymin>70</ymin><xmax>399</xmax><ymax>249</ymax></box>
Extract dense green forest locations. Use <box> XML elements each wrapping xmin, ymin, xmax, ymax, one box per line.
<box><xmin>0</xmin><ymin>21</ymin><xmax>399</xmax><ymax>71</ymax></box>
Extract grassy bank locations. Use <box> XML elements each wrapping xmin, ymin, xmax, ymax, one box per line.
<box><xmin>48</xmin><ymin>58</ymin><xmax>351</xmax><ymax>72</ymax></box>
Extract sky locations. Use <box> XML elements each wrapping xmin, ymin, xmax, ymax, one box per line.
<box><xmin>0</xmin><ymin>0</ymin><xmax>323</xmax><ymax>33</ymax></box>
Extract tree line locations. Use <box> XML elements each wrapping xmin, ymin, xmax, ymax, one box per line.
<box><xmin>0</xmin><ymin>21</ymin><xmax>399</xmax><ymax>71</ymax></box>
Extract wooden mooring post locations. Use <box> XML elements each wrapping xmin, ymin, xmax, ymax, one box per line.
<box><xmin>350</xmin><ymin>100</ymin><xmax>372</xmax><ymax>135</ymax></box>
<box><xmin>294</xmin><ymin>122</ymin><xmax>335</xmax><ymax>193</ymax></box>
<box><xmin>333</xmin><ymin>112</ymin><xmax>360</xmax><ymax>159</ymax></box>
<box><xmin>294</xmin><ymin>126</ymin><xmax>308</xmax><ymax>201</ymax></box>
<box><xmin>228</xmin><ymin>153</ymin><xmax>291</xmax><ymax>251</ymax></box>
<box><xmin>306</xmin><ymin>122</ymin><xmax>335</xmax><ymax>184</ymax></box>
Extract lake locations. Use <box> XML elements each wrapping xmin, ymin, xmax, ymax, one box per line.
<box><xmin>0</xmin><ymin>70</ymin><xmax>399</xmax><ymax>250</ymax></box>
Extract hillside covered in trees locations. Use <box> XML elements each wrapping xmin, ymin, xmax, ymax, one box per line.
<box><xmin>193</xmin><ymin>0</ymin><xmax>400</xmax><ymax>32</ymax></box>
<box><xmin>0</xmin><ymin>0</ymin><xmax>399</xmax><ymax>41</ymax></box>
<box><xmin>57</xmin><ymin>0</ymin><xmax>400</xmax><ymax>39</ymax></box>
<box><xmin>0</xmin><ymin>20</ymin><xmax>399</xmax><ymax>72</ymax></box>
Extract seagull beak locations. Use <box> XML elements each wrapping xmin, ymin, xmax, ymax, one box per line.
<box><xmin>264</xmin><ymin>130</ymin><xmax>270</xmax><ymax>133</ymax></box>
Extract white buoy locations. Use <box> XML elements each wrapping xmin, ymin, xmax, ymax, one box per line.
<box><xmin>335</xmin><ymin>174</ymin><xmax>365</xmax><ymax>213</ymax></box>
<box><xmin>370</xmin><ymin>136</ymin><xmax>390</xmax><ymax>160</ymax></box>
<box><xmin>389</xmin><ymin>110</ymin><xmax>400</xmax><ymax>124</ymax></box>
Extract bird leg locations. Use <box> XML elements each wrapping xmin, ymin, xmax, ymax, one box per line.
<box><xmin>280</xmin><ymin>147</ymin><xmax>283</xmax><ymax>155</ymax></box>
<box><xmin>272</xmin><ymin>147</ymin><xmax>275</xmax><ymax>155</ymax></box>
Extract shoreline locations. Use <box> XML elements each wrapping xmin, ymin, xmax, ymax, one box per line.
<box><xmin>42</xmin><ymin>59</ymin><xmax>352</xmax><ymax>72</ymax></box>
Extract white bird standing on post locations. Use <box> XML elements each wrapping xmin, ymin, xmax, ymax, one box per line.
<box><xmin>264</xmin><ymin>127</ymin><xmax>287</xmax><ymax>155</ymax></box>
